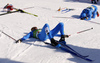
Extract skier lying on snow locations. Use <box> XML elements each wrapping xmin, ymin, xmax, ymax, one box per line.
<box><xmin>3</xmin><ymin>4</ymin><xmax>26</xmax><ymax>13</ymax></box>
<box><xmin>79</xmin><ymin>5</ymin><xmax>99</xmax><ymax>20</ymax></box>
<box><xmin>3</xmin><ymin>3</ymin><xmax>17</xmax><ymax>12</ymax></box>
<box><xmin>16</xmin><ymin>22</ymin><xmax>69</xmax><ymax>48</ymax></box>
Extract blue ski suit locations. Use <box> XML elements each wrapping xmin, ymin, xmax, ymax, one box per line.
<box><xmin>21</xmin><ymin>22</ymin><xmax>65</xmax><ymax>42</ymax></box>
<box><xmin>79</xmin><ymin>5</ymin><xmax>98</xmax><ymax>20</ymax></box>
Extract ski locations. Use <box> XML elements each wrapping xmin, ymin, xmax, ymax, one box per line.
<box><xmin>22</xmin><ymin>11</ymin><xmax>38</xmax><ymax>17</ymax></box>
<box><xmin>44</xmin><ymin>42</ymin><xmax>88</xmax><ymax>57</ymax></box>
<box><xmin>58</xmin><ymin>42</ymin><xmax>89</xmax><ymax>57</ymax></box>
<box><xmin>60</xmin><ymin>47</ymin><xmax>93</xmax><ymax>62</ymax></box>
<box><xmin>0</xmin><ymin>7</ymin><xmax>37</xmax><ymax>17</ymax></box>
<box><xmin>0</xmin><ymin>10</ymin><xmax>19</xmax><ymax>16</ymax></box>
<box><xmin>43</xmin><ymin>42</ymin><xmax>93</xmax><ymax>62</ymax></box>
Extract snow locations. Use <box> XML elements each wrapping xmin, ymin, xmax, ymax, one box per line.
<box><xmin>0</xmin><ymin>0</ymin><xmax>100</xmax><ymax>63</ymax></box>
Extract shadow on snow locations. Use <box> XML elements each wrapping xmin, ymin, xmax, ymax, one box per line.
<box><xmin>0</xmin><ymin>58</ymin><xmax>23</xmax><ymax>63</ymax></box>
<box><xmin>23</xmin><ymin>38</ymin><xmax>100</xmax><ymax>63</ymax></box>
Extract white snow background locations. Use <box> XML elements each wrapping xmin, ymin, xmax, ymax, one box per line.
<box><xmin>0</xmin><ymin>0</ymin><xmax>100</xmax><ymax>63</ymax></box>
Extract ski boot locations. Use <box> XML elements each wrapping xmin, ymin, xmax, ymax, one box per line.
<box><xmin>50</xmin><ymin>38</ymin><xmax>61</xmax><ymax>48</ymax></box>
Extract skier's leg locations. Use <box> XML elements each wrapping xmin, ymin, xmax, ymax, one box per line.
<box><xmin>50</xmin><ymin>22</ymin><xmax>66</xmax><ymax>45</ymax></box>
<box><xmin>92</xmin><ymin>5</ymin><xmax>98</xmax><ymax>18</ymax></box>
<box><xmin>38</xmin><ymin>23</ymin><xmax>50</xmax><ymax>41</ymax></box>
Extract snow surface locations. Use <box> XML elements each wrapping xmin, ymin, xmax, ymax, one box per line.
<box><xmin>0</xmin><ymin>0</ymin><xmax>100</xmax><ymax>63</ymax></box>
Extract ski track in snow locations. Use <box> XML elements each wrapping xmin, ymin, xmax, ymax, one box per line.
<box><xmin>11</xmin><ymin>44</ymin><xmax>33</xmax><ymax>60</ymax></box>
<box><xmin>11</xmin><ymin>41</ymin><xmax>37</xmax><ymax>60</ymax></box>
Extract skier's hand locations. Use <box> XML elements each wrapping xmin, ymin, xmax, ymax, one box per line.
<box><xmin>18</xmin><ymin>9</ymin><xmax>24</xmax><ymax>13</ymax></box>
<box><xmin>80</xmin><ymin>17</ymin><xmax>87</xmax><ymax>20</ymax></box>
<box><xmin>65</xmin><ymin>35</ymin><xmax>69</xmax><ymax>38</ymax></box>
<box><xmin>15</xmin><ymin>39</ymin><xmax>22</xmax><ymax>43</ymax></box>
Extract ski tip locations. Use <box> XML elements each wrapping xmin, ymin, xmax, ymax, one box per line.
<box><xmin>89</xmin><ymin>60</ymin><xmax>94</xmax><ymax>62</ymax></box>
<box><xmin>87</xmin><ymin>59</ymin><xmax>94</xmax><ymax>62</ymax></box>
<box><xmin>35</xmin><ymin>15</ymin><xmax>38</xmax><ymax>17</ymax></box>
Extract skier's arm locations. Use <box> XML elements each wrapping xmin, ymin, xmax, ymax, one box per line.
<box><xmin>85</xmin><ymin>11</ymin><xmax>92</xmax><ymax>20</ymax></box>
<box><xmin>3</xmin><ymin>5</ymin><xmax>8</xmax><ymax>9</ymax></box>
<box><xmin>21</xmin><ymin>32</ymin><xmax>33</xmax><ymax>41</ymax></box>
<box><xmin>15</xmin><ymin>31</ymin><xmax>33</xmax><ymax>43</ymax></box>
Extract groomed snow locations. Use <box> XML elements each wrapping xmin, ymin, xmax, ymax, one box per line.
<box><xmin>0</xmin><ymin>0</ymin><xmax>100</xmax><ymax>63</ymax></box>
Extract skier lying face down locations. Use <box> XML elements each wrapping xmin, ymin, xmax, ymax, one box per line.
<box><xmin>79</xmin><ymin>5</ymin><xmax>99</xmax><ymax>20</ymax></box>
<box><xmin>16</xmin><ymin>22</ymin><xmax>69</xmax><ymax>48</ymax></box>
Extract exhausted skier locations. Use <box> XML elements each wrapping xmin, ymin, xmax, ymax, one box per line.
<box><xmin>3</xmin><ymin>3</ymin><xmax>17</xmax><ymax>12</ymax></box>
<box><xmin>79</xmin><ymin>5</ymin><xmax>99</xmax><ymax>20</ymax></box>
<box><xmin>16</xmin><ymin>22</ymin><xmax>69</xmax><ymax>48</ymax></box>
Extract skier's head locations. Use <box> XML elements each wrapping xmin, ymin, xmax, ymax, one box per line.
<box><xmin>7</xmin><ymin>3</ymin><xmax>9</xmax><ymax>5</ymax></box>
<box><xmin>31</xmin><ymin>27</ymin><xmax>37</xmax><ymax>31</ymax></box>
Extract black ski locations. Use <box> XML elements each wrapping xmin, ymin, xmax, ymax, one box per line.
<box><xmin>58</xmin><ymin>42</ymin><xmax>89</xmax><ymax>57</ymax></box>
<box><xmin>60</xmin><ymin>47</ymin><xmax>93</xmax><ymax>62</ymax></box>
<box><xmin>0</xmin><ymin>10</ymin><xmax>19</xmax><ymax>16</ymax></box>
<box><xmin>44</xmin><ymin>42</ymin><xmax>88</xmax><ymax>57</ymax></box>
<box><xmin>43</xmin><ymin>42</ymin><xmax>93</xmax><ymax>62</ymax></box>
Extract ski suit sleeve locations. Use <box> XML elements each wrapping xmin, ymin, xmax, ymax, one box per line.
<box><xmin>55</xmin><ymin>34</ymin><xmax>61</xmax><ymax>37</ymax></box>
<box><xmin>79</xmin><ymin>9</ymin><xmax>87</xmax><ymax>19</ymax></box>
<box><xmin>86</xmin><ymin>11</ymin><xmax>92</xmax><ymax>20</ymax></box>
<box><xmin>3</xmin><ymin>5</ymin><xmax>8</xmax><ymax>9</ymax></box>
<box><xmin>21</xmin><ymin>31</ymin><xmax>33</xmax><ymax>41</ymax></box>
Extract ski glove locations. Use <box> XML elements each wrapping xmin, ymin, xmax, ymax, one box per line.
<box><xmin>80</xmin><ymin>17</ymin><xmax>88</xmax><ymax>20</ymax></box>
<box><xmin>15</xmin><ymin>39</ymin><xmax>22</xmax><ymax>43</ymax></box>
<box><xmin>64</xmin><ymin>35</ymin><xmax>69</xmax><ymax>38</ymax></box>
<box><xmin>18</xmin><ymin>9</ymin><xmax>24</xmax><ymax>13</ymax></box>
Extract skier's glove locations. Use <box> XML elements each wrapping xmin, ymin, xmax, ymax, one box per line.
<box><xmin>15</xmin><ymin>39</ymin><xmax>22</xmax><ymax>43</ymax></box>
<box><xmin>18</xmin><ymin>9</ymin><xmax>24</xmax><ymax>13</ymax></box>
<box><xmin>65</xmin><ymin>35</ymin><xmax>69</xmax><ymax>38</ymax></box>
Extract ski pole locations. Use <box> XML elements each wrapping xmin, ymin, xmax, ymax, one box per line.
<box><xmin>0</xmin><ymin>30</ymin><xmax>16</xmax><ymax>41</ymax></box>
<box><xmin>22</xmin><ymin>6</ymin><xmax>34</xmax><ymax>10</ymax></box>
<box><xmin>68</xmin><ymin>27</ymin><xmax>93</xmax><ymax>36</ymax></box>
<box><xmin>53</xmin><ymin>16</ymin><xmax>100</xmax><ymax>25</ymax></box>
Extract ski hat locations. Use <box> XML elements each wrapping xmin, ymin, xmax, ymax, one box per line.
<box><xmin>31</xmin><ymin>27</ymin><xmax>37</xmax><ymax>31</ymax></box>
<box><xmin>7</xmin><ymin>3</ymin><xmax>9</xmax><ymax>5</ymax></box>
